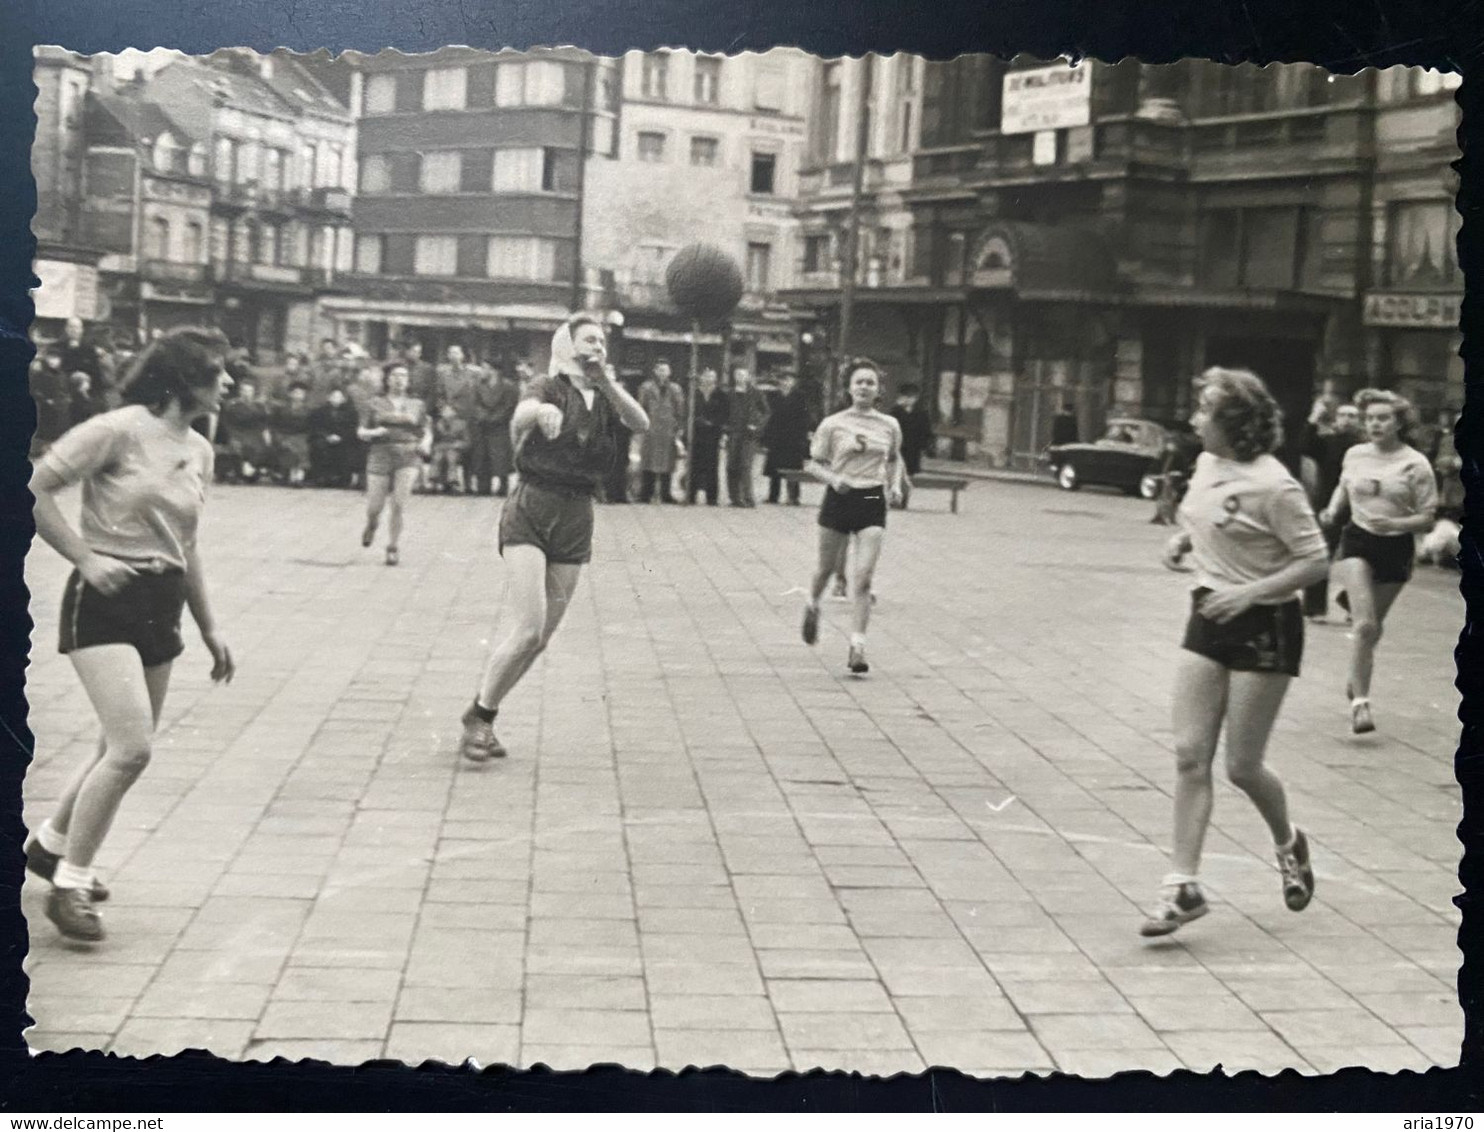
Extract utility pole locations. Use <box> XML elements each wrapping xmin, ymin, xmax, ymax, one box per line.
<box><xmin>834</xmin><ymin>53</ymin><xmax>874</xmax><ymax>401</ymax></box>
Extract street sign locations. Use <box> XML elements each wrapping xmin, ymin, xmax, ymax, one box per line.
<box><xmin>1002</xmin><ymin>61</ymin><xmax>1092</xmax><ymax>136</ymax></box>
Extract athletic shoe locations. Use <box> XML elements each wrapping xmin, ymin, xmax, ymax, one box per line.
<box><xmin>1351</xmin><ymin>699</ymin><xmax>1376</xmax><ymax>734</ymax></box>
<box><xmin>361</xmin><ymin>519</ymin><xmax>377</xmax><ymax>548</ymax></box>
<box><xmin>45</xmin><ymin>885</ymin><xmax>104</xmax><ymax>942</ymax></box>
<box><xmin>24</xmin><ymin>839</ymin><xmax>109</xmax><ymax>902</ymax></box>
<box><xmin>1139</xmin><ymin>881</ymin><xmax>1209</xmax><ymax>937</ymax></box>
<box><xmin>802</xmin><ymin>604</ymin><xmax>819</xmax><ymax>646</ymax></box>
<box><xmin>847</xmin><ymin>645</ymin><xmax>870</xmax><ymax>674</ymax></box>
<box><xmin>1276</xmin><ymin>828</ymin><xmax>1315</xmax><ymax>912</ymax></box>
<box><xmin>459</xmin><ymin>704</ymin><xmax>507</xmax><ymax>762</ymax></box>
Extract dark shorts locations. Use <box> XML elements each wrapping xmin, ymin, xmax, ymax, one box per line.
<box><xmin>59</xmin><ymin>566</ymin><xmax>187</xmax><ymax>669</ymax></box>
<box><xmin>366</xmin><ymin>444</ymin><xmax>421</xmax><ymax>478</ymax></box>
<box><xmin>1182</xmin><ymin>588</ymin><xmax>1304</xmax><ymax>677</ymax></box>
<box><xmin>499</xmin><ymin>480</ymin><xmax>595</xmax><ymax>565</ymax></box>
<box><xmin>819</xmin><ymin>485</ymin><xmax>887</xmax><ymax>534</ymax></box>
<box><xmin>1337</xmin><ymin>523</ymin><xmax>1415</xmax><ymax>585</ymax></box>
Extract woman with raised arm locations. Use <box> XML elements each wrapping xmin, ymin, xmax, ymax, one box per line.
<box><xmin>799</xmin><ymin>359</ymin><xmax>903</xmax><ymax>676</ymax></box>
<box><xmin>1320</xmin><ymin>388</ymin><xmax>1437</xmax><ymax>734</ymax></box>
<box><xmin>358</xmin><ymin>361</ymin><xmax>431</xmax><ymax>566</ymax></box>
<box><xmin>25</xmin><ymin>327</ymin><xmax>236</xmax><ymax>943</ymax></box>
<box><xmin>458</xmin><ymin>314</ymin><xmax>649</xmax><ymax>762</ymax></box>
<box><xmin>1142</xmin><ymin>367</ymin><xmax>1329</xmax><ymax>938</ymax></box>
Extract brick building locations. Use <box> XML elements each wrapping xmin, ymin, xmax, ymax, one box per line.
<box><xmin>324</xmin><ymin>48</ymin><xmax>619</xmax><ymax>373</ymax></box>
<box><xmin>781</xmin><ymin>56</ymin><xmax>1462</xmax><ymax>469</ymax></box>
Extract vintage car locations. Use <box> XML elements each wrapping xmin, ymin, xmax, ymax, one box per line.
<box><xmin>1045</xmin><ymin>418</ymin><xmax>1199</xmax><ymax>498</ymax></box>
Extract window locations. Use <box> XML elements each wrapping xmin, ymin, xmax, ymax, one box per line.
<box><xmin>1389</xmin><ymin>200</ymin><xmax>1460</xmax><ymax>285</ymax></box>
<box><xmin>541</xmin><ymin>147</ymin><xmax>577</xmax><ymax>192</ymax></box>
<box><xmin>321</xmin><ymin>144</ymin><xmax>343</xmax><ymax>189</ymax></box>
<box><xmin>209</xmin><ymin>217</ymin><xmax>230</xmax><ymax>263</ymax></box>
<box><xmin>694</xmin><ymin>56</ymin><xmax>721</xmax><ymax>104</ymax></box>
<box><xmin>419</xmin><ymin>150</ymin><xmax>462</xmax><ymax>193</ymax></box>
<box><xmin>899</xmin><ymin>102</ymin><xmax>913</xmax><ymax>152</ymax></box>
<box><xmin>187</xmin><ymin>143</ymin><xmax>207</xmax><ymax>177</ymax></box>
<box><xmin>423</xmin><ymin>67</ymin><xmax>468</xmax><ymax>110</ymax></box>
<box><xmin>236</xmin><ymin>141</ymin><xmax>259</xmax><ymax>185</ymax></box>
<box><xmin>487</xmin><ymin>236</ymin><xmax>558</xmax><ymax>280</ymax></box>
<box><xmin>690</xmin><ymin>136</ymin><xmax>719</xmax><ymax>166</ymax></box>
<box><xmin>1241</xmin><ymin>208</ymin><xmax>1299</xmax><ymax>289</ymax></box>
<box><xmin>300</xmin><ymin>142</ymin><xmax>317</xmax><ymax>190</ymax></box>
<box><xmin>896</xmin><ymin>56</ymin><xmax>917</xmax><ymax>94</ymax></box>
<box><xmin>354</xmin><ymin>233</ymin><xmax>383</xmax><ymax>274</ymax></box>
<box><xmin>1414</xmin><ymin>68</ymin><xmax>1461</xmax><ymax>97</ymax></box>
<box><xmin>151</xmin><ymin>133</ymin><xmax>180</xmax><ymax>173</ymax></box>
<box><xmin>182</xmin><ymin>221</ymin><xmax>203</xmax><ymax>262</ymax></box>
<box><xmin>637</xmin><ymin>131</ymin><xmax>667</xmax><ymax>162</ymax></box>
<box><xmin>750</xmin><ymin>151</ymin><xmax>777</xmax><ymax>194</ymax></box>
<box><xmin>234</xmin><ymin>220</ymin><xmax>255</xmax><ymax>265</ymax></box>
<box><xmin>641</xmin><ymin>53</ymin><xmax>669</xmax><ymax>100</ymax></box>
<box><xmin>259</xmin><ymin>221</ymin><xmax>279</xmax><ymax>265</ymax></box>
<box><xmin>359</xmin><ymin>153</ymin><xmax>391</xmax><ymax>193</ymax></box>
<box><xmin>493</xmin><ymin>148</ymin><xmax>543</xmax><ymax>191</ymax></box>
<box><xmin>746</xmin><ymin>242</ymin><xmax>772</xmax><ymax>292</ymax></box>
<box><xmin>754</xmin><ymin>64</ymin><xmax>783</xmax><ymax>111</ymax></box>
<box><xmin>263</xmin><ymin>148</ymin><xmax>283</xmax><ymax>190</ymax></box>
<box><xmin>495</xmin><ymin>60</ymin><xmax>566</xmax><ymax>107</ymax></box>
<box><xmin>146</xmin><ymin>215</ymin><xmax>170</xmax><ymax>260</ymax></box>
<box><xmin>414</xmin><ymin>235</ymin><xmax>458</xmax><ymax>276</ymax></box>
<box><xmin>365</xmin><ymin>73</ymin><xmax>396</xmax><ymax>114</ymax></box>
<box><xmin>213</xmin><ymin>137</ymin><xmax>235</xmax><ymax>183</ymax></box>
<box><xmin>802</xmin><ymin>233</ymin><xmax>830</xmax><ymax>273</ymax></box>
<box><xmin>817</xmin><ymin>63</ymin><xmax>842</xmax><ymax>163</ymax></box>
<box><xmin>1198</xmin><ymin>210</ymin><xmax>1241</xmax><ymax>289</ymax></box>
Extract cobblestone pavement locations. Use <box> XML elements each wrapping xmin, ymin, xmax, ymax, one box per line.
<box><xmin>21</xmin><ymin>473</ymin><xmax>1464</xmax><ymax>1076</ymax></box>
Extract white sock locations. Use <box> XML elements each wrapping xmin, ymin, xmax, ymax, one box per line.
<box><xmin>1162</xmin><ymin>872</ymin><xmax>1200</xmax><ymax>889</ymax></box>
<box><xmin>36</xmin><ymin>820</ymin><xmax>67</xmax><ymax>856</ymax></box>
<box><xmin>53</xmin><ymin>861</ymin><xmax>94</xmax><ymax>890</ymax></box>
<box><xmin>1277</xmin><ymin>829</ymin><xmax>1298</xmax><ymax>852</ymax></box>
<box><xmin>850</xmin><ymin>633</ymin><xmax>866</xmax><ymax>650</ymax></box>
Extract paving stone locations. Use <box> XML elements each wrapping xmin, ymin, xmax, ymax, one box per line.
<box><xmin>255</xmin><ymin>1000</ymin><xmax>393</xmax><ymax>1042</ymax></box>
<box><xmin>109</xmin><ymin>1018</ymin><xmax>256</xmax><ymax>1060</ymax></box>
<box><xmin>384</xmin><ymin>1022</ymin><xmax>520</xmax><ymax>1066</ymax></box>
<box><xmin>654</xmin><ymin>1029</ymin><xmax>789</xmax><ymax>1069</ymax></box>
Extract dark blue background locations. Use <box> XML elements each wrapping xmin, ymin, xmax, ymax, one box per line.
<box><xmin>0</xmin><ymin>0</ymin><xmax>1477</xmax><ymax>1111</ymax></box>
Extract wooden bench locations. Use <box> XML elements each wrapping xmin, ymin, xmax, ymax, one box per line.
<box><xmin>777</xmin><ymin>470</ymin><xmax>970</xmax><ymax>514</ymax></box>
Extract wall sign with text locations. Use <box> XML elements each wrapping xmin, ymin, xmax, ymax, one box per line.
<box><xmin>1001</xmin><ymin>61</ymin><xmax>1092</xmax><ymax>136</ymax></box>
<box><xmin>1362</xmin><ymin>292</ymin><xmax>1461</xmax><ymax>329</ymax></box>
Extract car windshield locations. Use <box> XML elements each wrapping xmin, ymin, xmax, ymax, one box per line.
<box><xmin>1103</xmin><ymin>423</ymin><xmax>1137</xmax><ymax>444</ymax></box>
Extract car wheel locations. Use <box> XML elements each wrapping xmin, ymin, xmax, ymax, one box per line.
<box><xmin>1057</xmin><ymin>463</ymin><xmax>1080</xmax><ymax>491</ymax></box>
<box><xmin>1139</xmin><ymin>474</ymin><xmax>1161</xmax><ymax>499</ymax></box>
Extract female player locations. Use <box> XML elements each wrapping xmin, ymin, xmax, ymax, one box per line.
<box><xmin>1320</xmin><ymin>388</ymin><xmax>1437</xmax><ymax>734</ymax></box>
<box><xmin>358</xmin><ymin>361</ymin><xmax>431</xmax><ymax>566</ymax></box>
<box><xmin>1142</xmin><ymin>367</ymin><xmax>1329</xmax><ymax>938</ymax></box>
<box><xmin>799</xmin><ymin>359</ymin><xmax>903</xmax><ymax>675</ymax></box>
<box><xmin>25</xmin><ymin>327</ymin><xmax>236</xmax><ymax>943</ymax></box>
<box><xmin>459</xmin><ymin>314</ymin><xmax>649</xmax><ymax>762</ymax></box>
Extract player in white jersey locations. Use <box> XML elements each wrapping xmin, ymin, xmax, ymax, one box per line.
<box><xmin>1143</xmin><ymin>368</ymin><xmax>1329</xmax><ymax>938</ymax></box>
<box><xmin>799</xmin><ymin>360</ymin><xmax>903</xmax><ymax>674</ymax></box>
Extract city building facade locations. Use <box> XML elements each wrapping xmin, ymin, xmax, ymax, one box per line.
<box><xmin>582</xmin><ymin>48</ymin><xmax>813</xmax><ymax>381</ymax></box>
<box><xmin>36</xmin><ymin>48</ymin><xmax>357</xmax><ymax>359</ymax></box>
<box><xmin>325</xmin><ymin>47</ymin><xmax>618</xmax><ymax>374</ymax></box>
<box><xmin>781</xmin><ymin>55</ymin><xmax>1462</xmax><ymax>468</ymax></box>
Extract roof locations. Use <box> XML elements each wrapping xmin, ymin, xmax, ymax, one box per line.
<box><xmin>87</xmin><ymin>87</ymin><xmax>198</xmax><ymax>147</ymax></box>
<box><xmin>259</xmin><ymin>52</ymin><xmax>352</xmax><ymax>121</ymax></box>
<box><xmin>153</xmin><ymin>56</ymin><xmax>297</xmax><ymax>121</ymax></box>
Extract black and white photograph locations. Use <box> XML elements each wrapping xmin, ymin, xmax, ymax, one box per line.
<box><xmin>19</xmin><ymin>43</ymin><xmax>1465</xmax><ymax>1079</ymax></box>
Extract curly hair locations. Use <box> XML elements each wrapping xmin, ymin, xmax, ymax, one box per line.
<box><xmin>1196</xmin><ymin>366</ymin><xmax>1284</xmax><ymax>462</ymax></box>
<box><xmin>1354</xmin><ymin>387</ymin><xmax>1416</xmax><ymax>441</ymax></box>
<box><xmin>119</xmin><ymin>326</ymin><xmax>230</xmax><ymax>413</ymax></box>
<box><xmin>381</xmin><ymin>360</ymin><xmax>411</xmax><ymax>394</ymax></box>
<box><xmin>840</xmin><ymin>356</ymin><xmax>885</xmax><ymax>385</ymax></box>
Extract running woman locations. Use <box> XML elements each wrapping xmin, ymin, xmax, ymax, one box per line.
<box><xmin>1141</xmin><ymin>367</ymin><xmax>1329</xmax><ymax>938</ymax></box>
<box><xmin>358</xmin><ymin>361</ymin><xmax>431</xmax><ymax>567</ymax></box>
<box><xmin>1319</xmin><ymin>388</ymin><xmax>1437</xmax><ymax>734</ymax></box>
<box><xmin>25</xmin><ymin>327</ymin><xmax>236</xmax><ymax>943</ymax></box>
<box><xmin>799</xmin><ymin>359</ymin><xmax>903</xmax><ymax>675</ymax></box>
<box><xmin>458</xmin><ymin>314</ymin><xmax>649</xmax><ymax>762</ymax></box>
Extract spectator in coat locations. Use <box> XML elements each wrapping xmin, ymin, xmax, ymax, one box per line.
<box><xmin>688</xmin><ymin>368</ymin><xmax>727</xmax><ymax>506</ymax></box>
<box><xmin>725</xmin><ymin>366</ymin><xmax>770</xmax><ymax>507</ymax></box>
<box><xmin>890</xmin><ymin>382</ymin><xmax>934</xmax><ymax>508</ymax></box>
<box><xmin>67</xmin><ymin>371</ymin><xmax>108</xmax><ymax>430</ymax></box>
<box><xmin>763</xmin><ymin>371</ymin><xmax>815</xmax><ymax>505</ymax></box>
<box><xmin>465</xmin><ymin>366</ymin><xmax>519</xmax><ymax>497</ymax></box>
<box><xmin>308</xmin><ymin>338</ymin><xmax>345</xmax><ymax>403</ymax></box>
<box><xmin>603</xmin><ymin>369</ymin><xmax>642</xmax><ymax>504</ymax></box>
<box><xmin>219</xmin><ymin>376</ymin><xmax>272</xmax><ymax>482</ymax></box>
<box><xmin>1302</xmin><ymin>401</ymin><xmax>1363</xmax><ymax>620</ymax></box>
<box><xmin>309</xmin><ymin>385</ymin><xmax>362</xmax><ymax>488</ymax></box>
<box><xmin>436</xmin><ymin>345</ymin><xmax>480</xmax><ymax>420</ymax></box>
<box><xmin>29</xmin><ymin>344</ymin><xmax>72</xmax><ymax>457</ymax></box>
<box><xmin>402</xmin><ymin>340</ymin><xmax>439</xmax><ymax>409</ymax></box>
<box><xmin>57</xmin><ymin>317</ymin><xmax>104</xmax><ymax>390</ymax></box>
<box><xmin>638</xmin><ymin>360</ymin><xmax>685</xmax><ymax>503</ymax></box>
<box><xmin>271</xmin><ymin>381</ymin><xmax>313</xmax><ymax>486</ymax></box>
<box><xmin>431</xmin><ymin>402</ymin><xmax>470</xmax><ymax>493</ymax></box>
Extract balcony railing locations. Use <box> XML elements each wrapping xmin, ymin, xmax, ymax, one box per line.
<box><xmin>292</xmin><ymin>186</ymin><xmax>353</xmax><ymax>215</ymax></box>
<box><xmin>213</xmin><ymin>260</ymin><xmax>308</xmax><ymax>287</ymax></box>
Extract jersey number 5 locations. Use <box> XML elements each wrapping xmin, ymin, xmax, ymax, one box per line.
<box><xmin>854</xmin><ymin>433</ymin><xmax>868</xmax><ymax>453</ymax></box>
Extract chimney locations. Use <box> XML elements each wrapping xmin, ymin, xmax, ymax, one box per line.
<box><xmin>258</xmin><ymin>54</ymin><xmax>275</xmax><ymax>81</ymax></box>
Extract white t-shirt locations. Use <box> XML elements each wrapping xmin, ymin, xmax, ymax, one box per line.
<box><xmin>810</xmin><ymin>409</ymin><xmax>902</xmax><ymax>489</ymax></box>
<box><xmin>1178</xmin><ymin>452</ymin><xmax>1328</xmax><ymax>602</ymax></box>
<box><xmin>1340</xmin><ymin>443</ymin><xmax>1438</xmax><ymax>534</ymax></box>
<box><xmin>39</xmin><ymin>406</ymin><xmax>214</xmax><ymax>571</ymax></box>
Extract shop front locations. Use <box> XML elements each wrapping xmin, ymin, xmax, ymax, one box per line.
<box><xmin>1360</xmin><ymin>290</ymin><xmax>1463</xmax><ymax>421</ymax></box>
